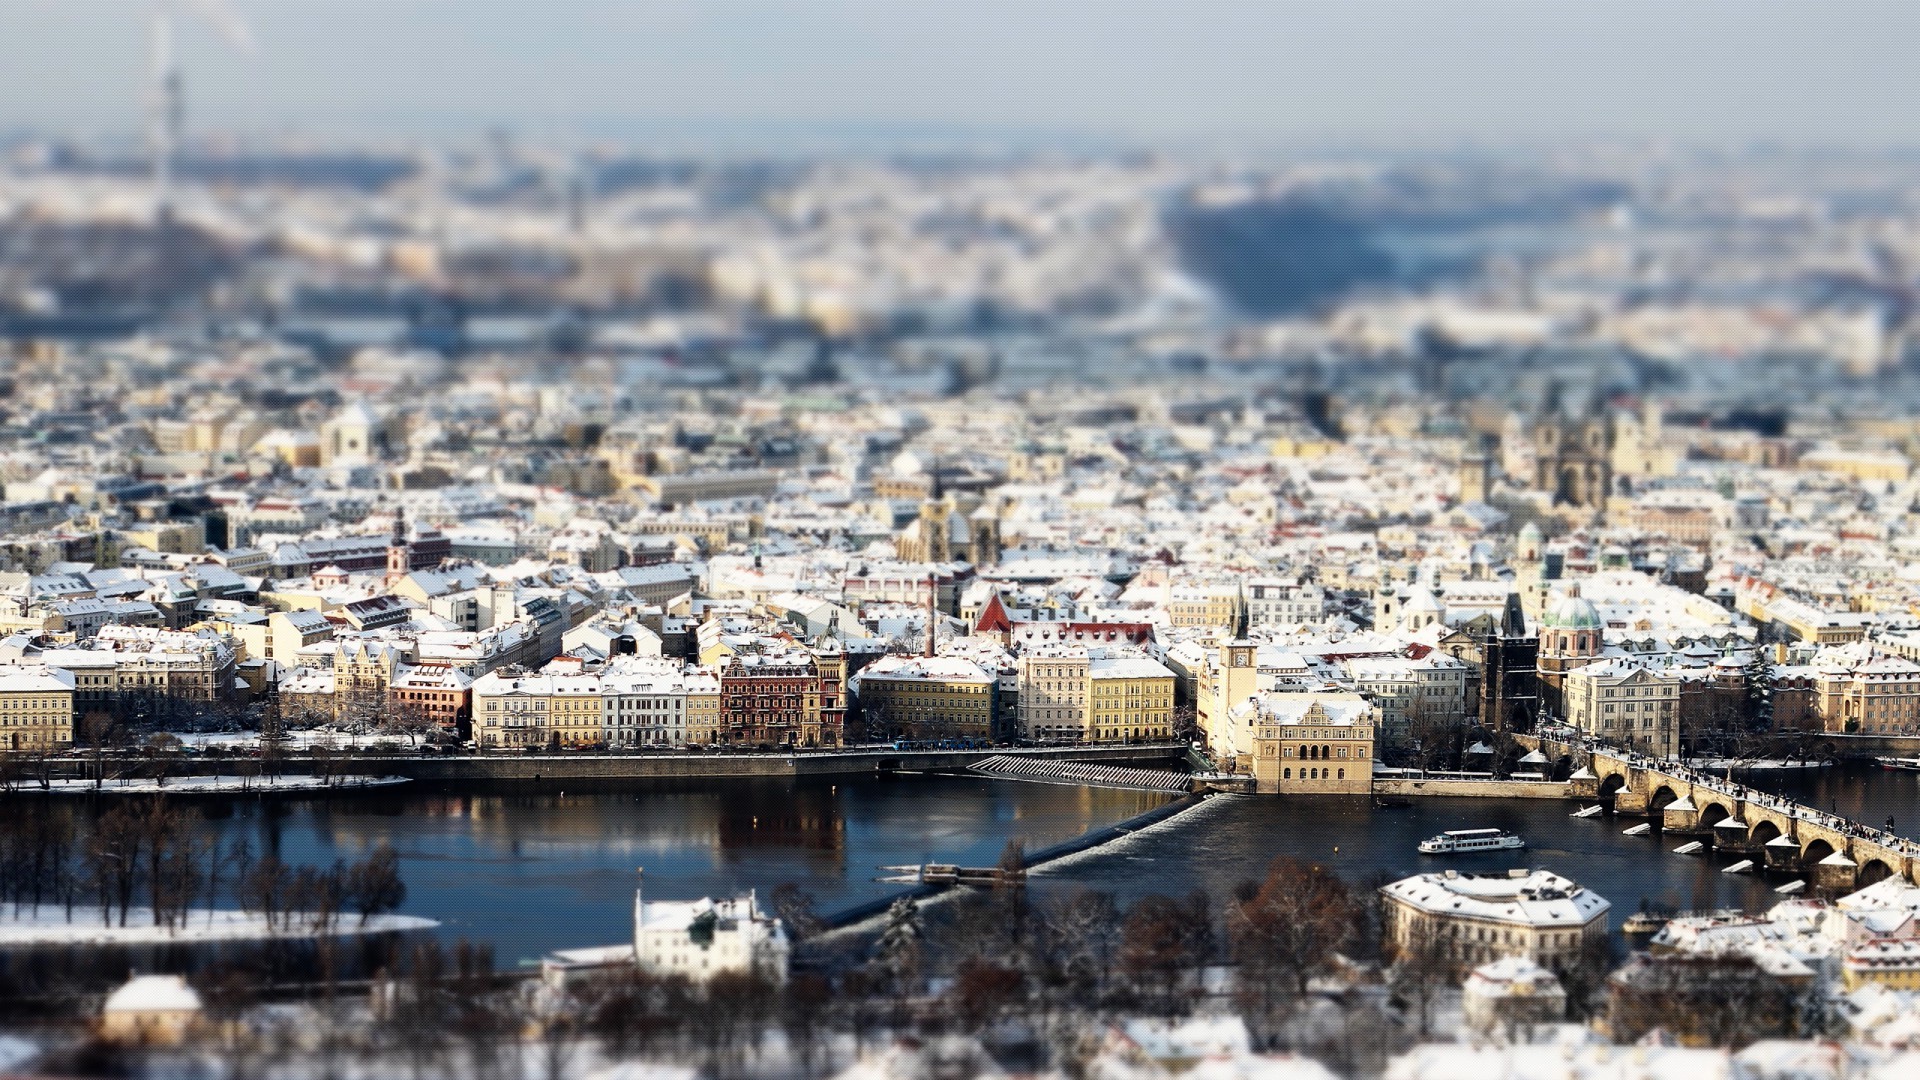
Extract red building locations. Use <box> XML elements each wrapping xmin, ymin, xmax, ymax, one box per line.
<box><xmin>718</xmin><ymin>644</ymin><xmax>846</xmax><ymax>748</ymax></box>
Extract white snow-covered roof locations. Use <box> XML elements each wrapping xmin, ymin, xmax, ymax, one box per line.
<box><xmin>1382</xmin><ymin>869</ymin><xmax>1611</xmax><ymax>929</ymax></box>
<box><xmin>103</xmin><ymin>974</ymin><xmax>202</xmax><ymax>1014</ymax></box>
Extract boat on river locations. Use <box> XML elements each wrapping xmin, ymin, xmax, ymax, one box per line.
<box><xmin>1878</xmin><ymin>757</ymin><xmax>1920</xmax><ymax>772</ymax></box>
<box><xmin>1417</xmin><ymin>828</ymin><xmax>1525</xmax><ymax>855</ymax></box>
<box><xmin>1622</xmin><ymin>911</ymin><xmax>1668</xmax><ymax>935</ymax></box>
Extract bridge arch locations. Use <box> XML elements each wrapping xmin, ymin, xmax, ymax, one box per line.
<box><xmin>1860</xmin><ymin>858</ymin><xmax>1895</xmax><ymax>886</ymax></box>
<box><xmin>1553</xmin><ymin>755</ymin><xmax>1573</xmax><ymax>782</ymax></box>
<box><xmin>1599</xmin><ymin>773</ymin><xmax>1627</xmax><ymax>798</ymax></box>
<box><xmin>1698</xmin><ymin>802</ymin><xmax>1731</xmax><ymax>829</ymax></box>
<box><xmin>1750</xmin><ymin>819</ymin><xmax>1783</xmax><ymax>847</ymax></box>
<box><xmin>1803</xmin><ymin>838</ymin><xmax>1837</xmax><ymax>866</ymax></box>
<box><xmin>1648</xmin><ymin>785</ymin><xmax>1679</xmax><ymax>812</ymax></box>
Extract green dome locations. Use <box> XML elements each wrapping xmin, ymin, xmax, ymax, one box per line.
<box><xmin>1541</xmin><ymin>590</ymin><xmax>1601</xmax><ymax>630</ymax></box>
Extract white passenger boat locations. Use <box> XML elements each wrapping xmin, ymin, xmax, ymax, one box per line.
<box><xmin>1417</xmin><ymin>828</ymin><xmax>1526</xmax><ymax>855</ymax></box>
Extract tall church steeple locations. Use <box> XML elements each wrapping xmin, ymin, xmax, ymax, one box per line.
<box><xmin>384</xmin><ymin>507</ymin><xmax>411</xmax><ymax>587</ymax></box>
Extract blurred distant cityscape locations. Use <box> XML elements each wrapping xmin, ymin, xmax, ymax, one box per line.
<box><xmin>18</xmin><ymin>18</ymin><xmax>1920</xmax><ymax>1075</ymax></box>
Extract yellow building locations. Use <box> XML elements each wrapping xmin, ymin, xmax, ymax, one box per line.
<box><xmin>472</xmin><ymin>670</ymin><xmax>588</xmax><ymax>749</ymax></box>
<box><xmin>1163</xmin><ymin>584</ymin><xmax>1244</xmax><ymax>630</ymax></box>
<box><xmin>1816</xmin><ymin>652</ymin><xmax>1920</xmax><ymax>735</ymax></box>
<box><xmin>1017</xmin><ymin>646</ymin><xmax>1176</xmax><ymax>744</ymax></box>
<box><xmin>1844</xmin><ymin>939</ymin><xmax>1920</xmax><ymax>991</ymax></box>
<box><xmin>0</xmin><ymin>664</ymin><xmax>75</xmax><ymax>752</ymax></box>
<box><xmin>685</xmin><ymin>671</ymin><xmax>721</xmax><ymax>745</ymax></box>
<box><xmin>1086</xmin><ymin>653</ymin><xmax>1176</xmax><ymax>742</ymax></box>
<box><xmin>1241</xmin><ymin>691</ymin><xmax>1376</xmax><ymax>795</ymax></box>
<box><xmin>1799</xmin><ymin>448</ymin><xmax>1911</xmax><ymax>484</ymax></box>
<box><xmin>854</xmin><ymin>655</ymin><xmax>996</xmax><ymax>740</ymax></box>
<box><xmin>100</xmin><ymin>975</ymin><xmax>204</xmax><ymax>1047</ymax></box>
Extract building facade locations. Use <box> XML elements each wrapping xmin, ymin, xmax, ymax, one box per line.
<box><xmin>1381</xmin><ymin>869</ymin><xmax>1611</xmax><ymax>976</ymax></box>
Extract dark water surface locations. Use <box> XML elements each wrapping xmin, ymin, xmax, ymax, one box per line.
<box><xmin>6</xmin><ymin>764</ymin><xmax>1910</xmax><ymax>981</ymax></box>
<box><xmin>187</xmin><ymin>775</ymin><xmax>1170</xmax><ymax>964</ymax></box>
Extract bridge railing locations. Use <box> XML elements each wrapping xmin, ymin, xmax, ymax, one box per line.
<box><xmin>1550</xmin><ymin>733</ymin><xmax>1920</xmax><ymax>860</ymax></box>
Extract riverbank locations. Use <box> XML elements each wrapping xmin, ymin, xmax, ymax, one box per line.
<box><xmin>0</xmin><ymin>905</ymin><xmax>437</xmax><ymax>946</ymax></box>
<box><xmin>5</xmin><ymin>744</ymin><xmax>1188</xmax><ymax>791</ymax></box>
<box><xmin>5</xmin><ymin>774</ymin><xmax>411</xmax><ymax>796</ymax></box>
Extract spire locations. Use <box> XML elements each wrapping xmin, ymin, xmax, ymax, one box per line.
<box><xmin>928</xmin><ymin>454</ymin><xmax>944</xmax><ymax>502</ymax></box>
<box><xmin>925</xmin><ymin>576</ymin><xmax>938</xmax><ymax>658</ymax></box>
<box><xmin>1500</xmin><ymin>591</ymin><xmax>1527</xmax><ymax>639</ymax></box>
<box><xmin>1231</xmin><ymin>578</ymin><xmax>1250</xmax><ymax>642</ymax></box>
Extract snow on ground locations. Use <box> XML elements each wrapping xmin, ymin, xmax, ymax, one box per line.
<box><xmin>173</xmin><ymin>729</ymin><xmax>425</xmax><ymax>752</ymax></box>
<box><xmin>0</xmin><ymin>904</ymin><xmax>437</xmax><ymax>946</ymax></box>
<box><xmin>0</xmin><ymin>1036</ymin><xmax>38</xmax><ymax>1072</ymax></box>
<box><xmin>10</xmin><ymin>774</ymin><xmax>411</xmax><ymax>795</ymax></box>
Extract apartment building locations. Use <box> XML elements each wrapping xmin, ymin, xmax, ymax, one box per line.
<box><xmin>0</xmin><ymin>664</ymin><xmax>75</xmax><ymax>751</ymax></box>
<box><xmin>852</xmin><ymin>655</ymin><xmax>996</xmax><ymax>741</ymax></box>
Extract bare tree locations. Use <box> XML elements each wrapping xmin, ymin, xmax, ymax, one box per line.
<box><xmin>1229</xmin><ymin>855</ymin><xmax>1358</xmax><ymax>1043</ymax></box>
<box><xmin>769</xmin><ymin>882</ymin><xmax>823</xmax><ymax>942</ymax></box>
<box><xmin>690</xmin><ymin>971</ymin><xmax>776</xmax><ymax>1079</ymax></box>
<box><xmin>1118</xmin><ymin>894</ymin><xmax>1200</xmax><ymax>1019</ymax></box>
<box><xmin>347</xmin><ymin>843</ymin><xmax>408</xmax><ymax>926</ymax></box>
<box><xmin>781</xmin><ymin>972</ymin><xmax>835</xmax><ymax>1078</ymax></box>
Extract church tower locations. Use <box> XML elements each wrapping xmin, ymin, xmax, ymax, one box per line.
<box><xmin>1479</xmin><ymin>590</ymin><xmax>1539</xmax><ymax>734</ymax></box>
<box><xmin>1536</xmin><ymin>584</ymin><xmax>1603</xmax><ymax>719</ymax></box>
<box><xmin>384</xmin><ymin>509</ymin><xmax>411</xmax><ymax>588</ymax></box>
<box><xmin>1459</xmin><ymin>436</ymin><xmax>1493</xmax><ymax>505</ymax></box>
<box><xmin>916</xmin><ymin>465</ymin><xmax>954</xmax><ymax>564</ymax></box>
<box><xmin>1211</xmin><ymin>602</ymin><xmax>1258</xmax><ymax>759</ymax></box>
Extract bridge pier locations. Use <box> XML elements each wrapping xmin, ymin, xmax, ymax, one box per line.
<box><xmin>1614</xmin><ymin>787</ymin><xmax>1653</xmax><ymax>816</ymax></box>
<box><xmin>1661</xmin><ymin>797</ymin><xmax>1702</xmax><ymax>835</ymax></box>
<box><xmin>1712</xmin><ymin>816</ymin><xmax>1754</xmax><ymax>853</ymax></box>
<box><xmin>1764</xmin><ymin>834</ymin><xmax>1801</xmax><ymax>871</ymax></box>
<box><xmin>1813</xmin><ymin>851</ymin><xmax>1858</xmax><ymax>893</ymax></box>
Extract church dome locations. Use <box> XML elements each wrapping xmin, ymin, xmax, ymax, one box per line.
<box><xmin>1402</xmin><ymin>586</ymin><xmax>1444</xmax><ymax>616</ymax></box>
<box><xmin>1541</xmin><ymin>588</ymin><xmax>1601</xmax><ymax>630</ymax></box>
<box><xmin>1517</xmin><ymin>522</ymin><xmax>1543</xmax><ymax>544</ymax></box>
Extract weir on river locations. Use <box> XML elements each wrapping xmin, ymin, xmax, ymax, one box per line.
<box><xmin>1523</xmin><ymin>734</ymin><xmax>1920</xmax><ymax>892</ymax></box>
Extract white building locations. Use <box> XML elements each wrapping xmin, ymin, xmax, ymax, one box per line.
<box><xmin>1381</xmin><ymin>868</ymin><xmax>1611</xmax><ymax>974</ymax></box>
<box><xmin>601</xmin><ymin>660</ymin><xmax>697</xmax><ymax>747</ymax></box>
<box><xmin>1245</xmin><ymin>576</ymin><xmax>1328</xmax><ymax>630</ymax></box>
<box><xmin>633</xmin><ymin>871</ymin><xmax>789</xmax><ymax>984</ymax></box>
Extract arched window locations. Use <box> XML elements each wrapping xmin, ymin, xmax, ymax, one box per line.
<box><xmin>1338</xmin><ymin>768</ymin><xmax>1345</xmax><ymax>779</ymax></box>
<box><xmin>1283</xmin><ymin>768</ymin><xmax>1291</xmax><ymax>779</ymax></box>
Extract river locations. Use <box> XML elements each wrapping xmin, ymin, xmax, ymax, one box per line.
<box><xmin>0</xmin><ymin>764</ymin><xmax>1903</xmax><ymax>982</ymax></box>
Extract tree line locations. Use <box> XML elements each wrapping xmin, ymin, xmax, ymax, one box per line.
<box><xmin>0</xmin><ymin>798</ymin><xmax>405</xmax><ymax>933</ymax></box>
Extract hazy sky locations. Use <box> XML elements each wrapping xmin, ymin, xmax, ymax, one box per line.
<box><xmin>5</xmin><ymin>0</ymin><xmax>1919</xmax><ymax>150</ymax></box>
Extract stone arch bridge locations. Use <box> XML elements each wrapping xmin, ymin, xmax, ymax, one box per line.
<box><xmin>1521</xmin><ymin>735</ymin><xmax>1920</xmax><ymax>893</ymax></box>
